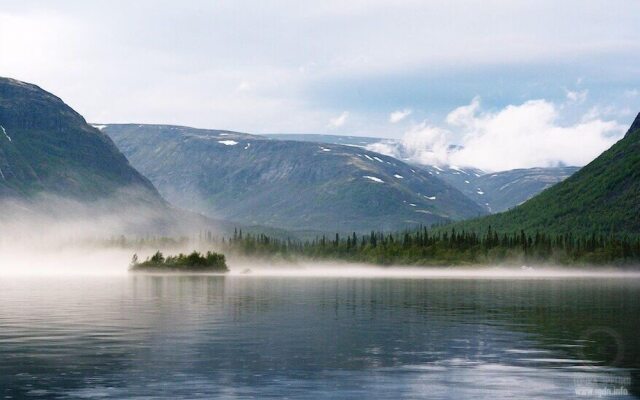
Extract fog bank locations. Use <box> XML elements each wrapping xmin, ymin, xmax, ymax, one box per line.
<box><xmin>0</xmin><ymin>193</ymin><xmax>222</xmax><ymax>275</ymax></box>
<box><xmin>2</xmin><ymin>195</ymin><xmax>639</xmax><ymax>278</ymax></box>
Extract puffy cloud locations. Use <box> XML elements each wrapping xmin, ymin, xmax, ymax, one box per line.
<box><xmin>389</xmin><ymin>109</ymin><xmax>412</xmax><ymax>123</ymax></box>
<box><xmin>445</xmin><ymin>96</ymin><xmax>480</xmax><ymax>127</ymax></box>
<box><xmin>369</xmin><ymin>98</ymin><xmax>626</xmax><ymax>171</ymax></box>
<box><xmin>328</xmin><ymin>111</ymin><xmax>349</xmax><ymax>128</ymax></box>
<box><xmin>366</xmin><ymin>123</ymin><xmax>451</xmax><ymax>166</ymax></box>
<box><xmin>565</xmin><ymin>89</ymin><xmax>588</xmax><ymax>103</ymax></box>
<box><xmin>448</xmin><ymin>99</ymin><xmax>624</xmax><ymax>171</ymax></box>
<box><xmin>395</xmin><ymin>124</ymin><xmax>451</xmax><ymax>165</ymax></box>
<box><xmin>1</xmin><ymin>1</ymin><xmax>639</xmax><ymax>136</ymax></box>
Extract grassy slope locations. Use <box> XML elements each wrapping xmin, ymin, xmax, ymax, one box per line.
<box><xmin>450</xmin><ymin>114</ymin><xmax>640</xmax><ymax>237</ymax></box>
<box><xmin>0</xmin><ymin>77</ymin><xmax>161</xmax><ymax>202</ymax></box>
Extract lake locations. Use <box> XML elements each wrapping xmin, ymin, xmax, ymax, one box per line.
<box><xmin>1</xmin><ymin>272</ymin><xmax>638</xmax><ymax>399</ymax></box>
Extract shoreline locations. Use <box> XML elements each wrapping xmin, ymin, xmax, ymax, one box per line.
<box><xmin>3</xmin><ymin>262</ymin><xmax>640</xmax><ymax>279</ymax></box>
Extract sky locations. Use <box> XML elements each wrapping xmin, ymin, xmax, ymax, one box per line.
<box><xmin>1</xmin><ymin>0</ymin><xmax>640</xmax><ymax>170</ymax></box>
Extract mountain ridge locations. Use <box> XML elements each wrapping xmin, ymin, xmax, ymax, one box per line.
<box><xmin>267</xmin><ymin>133</ymin><xmax>580</xmax><ymax>213</ymax></box>
<box><xmin>0</xmin><ymin>77</ymin><xmax>161</xmax><ymax>203</ymax></box>
<box><xmin>0</xmin><ymin>77</ymin><xmax>226</xmax><ymax>237</ymax></box>
<box><xmin>450</xmin><ymin>111</ymin><xmax>640</xmax><ymax>236</ymax></box>
<box><xmin>105</xmin><ymin>123</ymin><xmax>487</xmax><ymax>233</ymax></box>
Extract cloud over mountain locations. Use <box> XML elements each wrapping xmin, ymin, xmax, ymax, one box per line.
<box><xmin>368</xmin><ymin>98</ymin><xmax>625</xmax><ymax>171</ymax></box>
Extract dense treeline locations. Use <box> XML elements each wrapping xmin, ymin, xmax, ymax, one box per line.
<box><xmin>130</xmin><ymin>250</ymin><xmax>228</xmax><ymax>272</ymax></box>
<box><xmin>218</xmin><ymin>227</ymin><xmax>640</xmax><ymax>266</ymax></box>
<box><xmin>448</xmin><ymin>117</ymin><xmax>640</xmax><ymax>238</ymax></box>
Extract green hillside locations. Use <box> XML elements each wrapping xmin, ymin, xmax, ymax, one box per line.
<box><xmin>0</xmin><ymin>77</ymin><xmax>162</xmax><ymax>204</ymax></box>
<box><xmin>452</xmin><ymin>112</ymin><xmax>640</xmax><ymax>237</ymax></box>
<box><xmin>105</xmin><ymin>124</ymin><xmax>487</xmax><ymax>233</ymax></box>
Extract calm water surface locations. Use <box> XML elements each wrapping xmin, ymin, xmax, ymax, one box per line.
<box><xmin>0</xmin><ymin>274</ymin><xmax>638</xmax><ymax>399</ymax></box>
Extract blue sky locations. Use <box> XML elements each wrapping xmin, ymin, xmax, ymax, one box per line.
<box><xmin>1</xmin><ymin>0</ymin><xmax>639</xmax><ymax>169</ymax></box>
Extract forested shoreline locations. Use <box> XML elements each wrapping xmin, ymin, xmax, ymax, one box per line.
<box><xmin>218</xmin><ymin>228</ymin><xmax>640</xmax><ymax>267</ymax></box>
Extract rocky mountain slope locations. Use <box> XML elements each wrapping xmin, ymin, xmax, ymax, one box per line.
<box><xmin>0</xmin><ymin>77</ymin><xmax>222</xmax><ymax>236</ymax></box>
<box><xmin>268</xmin><ymin>133</ymin><xmax>579</xmax><ymax>213</ymax></box>
<box><xmin>421</xmin><ymin>165</ymin><xmax>580</xmax><ymax>213</ymax></box>
<box><xmin>0</xmin><ymin>77</ymin><xmax>161</xmax><ymax>204</ymax></box>
<box><xmin>105</xmin><ymin>124</ymin><xmax>487</xmax><ymax>233</ymax></box>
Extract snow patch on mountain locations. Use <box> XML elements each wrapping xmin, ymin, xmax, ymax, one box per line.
<box><xmin>449</xmin><ymin>165</ymin><xmax>467</xmax><ymax>174</ymax></box>
<box><xmin>363</xmin><ymin>175</ymin><xmax>384</xmax><ymax>183</ymax></box>
<box><xmin>1</xmin><ymin>125</ymin><xmax>11</xmax><ymax>141</ymax></box>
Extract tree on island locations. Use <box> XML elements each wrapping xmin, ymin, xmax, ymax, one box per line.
<box><xmin>130</xmin><ymin>250</ymin><xmax>229</xmax><ymax>272</ymax></box>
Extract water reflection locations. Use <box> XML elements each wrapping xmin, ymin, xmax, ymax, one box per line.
<box><xmin>0</xmin><ymin>275</ymin><xmax>638</xmax><ymax>398</ymax></box>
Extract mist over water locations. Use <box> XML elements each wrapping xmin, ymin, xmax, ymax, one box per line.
<box><xmin>0</xmin><ymin>194</ymin><xmax>220</xmax><ymax>275</ymax></box>
<box><xmin>1</xmin><ymin>199</ymin><xmax>640</xmax><ymax>398</ymax></box>
<box><xmin>1</xmin><ymin>197</ymin><xmax>639</xmax><ymax>278</ymax></box>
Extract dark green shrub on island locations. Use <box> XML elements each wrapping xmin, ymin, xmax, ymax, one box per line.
<box><xmin>130</xmin><ymin>251</ymin><xmax>229</xmax><ymax>272</ymax></box>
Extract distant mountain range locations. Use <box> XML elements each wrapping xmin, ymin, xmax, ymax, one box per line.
<box><xmin>420</xmin><ymin>165</ymin><xmax>580</xmax><ymax>213</ymax></box>
<box><xmin>264</xmin><ymin>134</ymin><xmax>579</xmax><ymax>213</ymax></box>
<box><xmin>454</xmin><ymin>112</ymin><xmax>640</xmax><ymax>236</ymax></box>
<box><xmin>105</xmin><ymin>124</ymin><xmax>487</xmax><ymax>233</ymax></box>
<box><xmin>4</xmin><ymin>76</ymin><xmax>616</xmax><ymax>239</ymax></box>
<box><xmin>264</xmin><ymin>133</ymin><xmax>381</xmax><ymax>148</ymax></box>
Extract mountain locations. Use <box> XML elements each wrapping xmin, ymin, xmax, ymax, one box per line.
<box><xmin>421</xmin><ymin>165</ymin><xmax>580</xmax><ymax>213</ymax></box>
<box><xmin>0</xmin><ymin>77</ymin><xmax>227</xmax><ymax>237</ymax></box>
<box><xmin>265</xmin><ymin>134</ymin><xmax>578</xmax><ymax>213</ymax></box>
<box><xmin>453</xmin><ymin>112</ymin><xmax>640</xmax><ymax>236</ymax></box>
<box><xmin>104</xmin><ymin>124</ymin><xmax>487</xmax><ymax>233</ymax></box>
<box><xmin>471</xmin><ymin>167</ymin><xmax>580</xmax><ymax>212</ymax></box>
<box><xmin>264</xmin><ymin>133</ymin><xmax>381</xmax><ymax>148</ymax></box>
<box><xmin>0</xmin><ymin>77</ymin><xmax>161</xmax><ymax>204</ymax></box>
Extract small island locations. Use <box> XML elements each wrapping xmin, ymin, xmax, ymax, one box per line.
<box><xmin>130</xmin><ymin>250</ymin><xmax>229</xmax><ymax>273</ymax></box>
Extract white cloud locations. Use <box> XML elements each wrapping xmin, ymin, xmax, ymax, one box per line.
<box><xmin>366</xmin><ymin>123</ymin><xmax>451</xmax><ymax>166</ymax></box>
<box><xmin>235</xmin><ymin>81</ymin><xmax>251</xmax><ymax>92</ymax></box>
<box><xmin>1</xmin><ymin>2</ymin><xmax>639</xmax><ymax>135</ymax></box>
<box><xmin>565</xmin><ymin>89</ymin><xmax>588</xmax><ymax>103</ymax></box>
<box><xmin>448</xmin><ymin>99</ymin><xmax>624</xmax><ymax>171</ymax></box>
<box><xmin>389</xmin><ymin>109</ymin><xmax>412</xmax><ymax>123</ymax></box>
<box><xmin>328</xmin><ymin>111</ymin><xmax>349</xmax><ymax>128</ymax></box>
<box><xmin>445</xmin><ymin>96</ymin><xmax>480</xmax><ymax>128</ymax></box>
<box><xmin>368</xmin><ymin>97</ymin><xmax>626</xmax><ymax>171</ymax></box>
<box><xmin>365</xmin><ymin>141</ymin><xmax>398</xmax><ymax>156</ymax></box>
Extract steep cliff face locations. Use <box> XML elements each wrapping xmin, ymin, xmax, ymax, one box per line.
<box><xmin>0</xmin><ymin>77</ymin><xmax>161</xmax><ymax>203</ymax></box>
<box><xmin>626</xmin><ymin>112</ymin><xmax>640</xmax><ymax>139</ymax></box>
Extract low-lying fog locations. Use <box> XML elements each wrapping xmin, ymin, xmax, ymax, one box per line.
<box><xmin>4</xmin><ymin>247</ymin><xmax>640</xmax><ymax>279</ymax></box>
<box><xmin>2</xmin><ymin>195</ymin><xmax>639</xmax><ymax>279</ymax></box>
<box><xmin>3</xmin><ymin>239</ymin><xmax>639</xmax><ymax>279</ymax></box>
